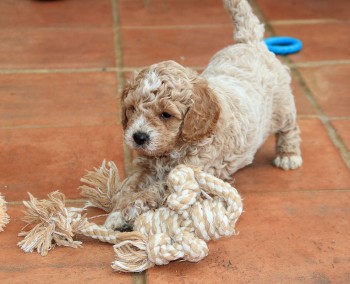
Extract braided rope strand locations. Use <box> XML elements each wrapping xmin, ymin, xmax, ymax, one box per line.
<box><xmin>80</xmin><ymin>223</ymin><xmax>143</xmax><ymax>244</ymax></box>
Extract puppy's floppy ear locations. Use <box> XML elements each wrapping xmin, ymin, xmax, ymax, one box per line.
<box><xmin>182</xmin><ymin>80</ymin><xmax>220</xmax><ymax>142</ymax></box>
<box><xmin>121</xmin><ymin>82</ymin><xmax>132</xmax><ymax>130</ymax></box>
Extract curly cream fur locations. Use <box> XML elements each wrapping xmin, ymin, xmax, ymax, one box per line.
<box><xmin>105</xmin><ymin>0</ymin><xmax>302</xmax><ymax>230</ymax></box>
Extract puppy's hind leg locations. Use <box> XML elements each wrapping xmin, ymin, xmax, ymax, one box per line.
<box><xmin>273</xmin><ymin>89</ymin><xmax>303</xmax><ymax>170</ymax></box>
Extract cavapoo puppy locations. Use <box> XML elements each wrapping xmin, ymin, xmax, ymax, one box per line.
<box><xmin>105</xmin><ymin>0</ymin><xmax>302</xmax><ymax>230</ymax></box>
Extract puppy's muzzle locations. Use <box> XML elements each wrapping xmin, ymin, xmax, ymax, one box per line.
<box><xmin>133</xmin><ymin>132</ymin><xmax>150</xmax><ymax>146</ymax></box>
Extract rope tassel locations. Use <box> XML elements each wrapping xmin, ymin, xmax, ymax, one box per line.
<box><xmin>0</xmin><ymin>193</ymin><xmax>10</xmax><ymax>232</ymax></box>
<box><xmin>79</xmin><ymin>160</ymin><xmax>121</xmax><ymax>212</ymax></box>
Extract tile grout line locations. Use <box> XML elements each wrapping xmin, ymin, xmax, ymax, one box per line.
<box><xmin>120</xmin><ymin>24</ymin><xmax>232</xmax><ymax>30</ymax></box>
<box><xmin>326</xmin><ymin>116</ymin><xmax>350</xmax><ymax>121</ymax></box>
<box><xmin>239</xmin><ymin>188</ymin><xmax>350</xmax><ymax>196</ymax></box>
<box><xmin>3</xmin><ymin>114</ymin><xmax>342</xmax><ymax>131</ymax></box>
<box><xmin>297</xmin><ymin>114</ymin><xmax>319</xmax><ymax>119</ymax></box>
<box><xmin>0</xmin><ymin>66</ymin><xmax>205</xmax><ymax>75</ymax></box>
<box><xmin>111</xmin><ymin>1</ymin><xmax>146</xmax><ymax>283</ymax></box>
<box><xmin>0</xmin><ymin>67</ymin><xmax>118</xmax><ymax>75</ymax></box>
<box><xmin>0</xmin><ymin>60</ymin><xmax>349</xmax><ymax>76</ymax></box>
<box><xmin>270</xmin><ymin>18</ymin><xmax>348</xmax><ymax>26</ymax></box>
<box><xmin>111</xmin><ymin>0</ymin><xmax>134</xmax><ymax>178</ymax></box>
<box><xmin>0</xmin><ymin>122</ymin><xmax>118</xmax><ymax>130</ymax></box>
<box><xmin>109</xmin><ymin>18</ymin><xmax>349</xmax><ymax>30</ymax></box>
<box><xmin>250</xmin><ymin>0</ymin><xmax>350</xmax><ymax>170</ymax></box>
<box><xmin>289</xmin><ymin>60</ymin><xmax>350</xmax><ymax>68</ymax></box>
<box><xmin>7</xmin><ymin>199</ymin><xmax>87</xmax><ymax>206</ymax></box>
<box><xmin>0</xmin><ymin>17</ymin><xmax>344</xmax><ymax>32</ymax></box>
<box><xmin>111</xmin><ymin>0</ymin><xmax>123</xmax><ymax>123</ymax></box>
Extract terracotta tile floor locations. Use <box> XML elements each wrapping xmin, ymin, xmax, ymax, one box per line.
<box><xmin>0</xmin><ymin>0</ymin><xmax>349</xmax><ymax>283</ymax></box>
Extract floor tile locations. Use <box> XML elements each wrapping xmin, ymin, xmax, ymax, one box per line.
<box><xmin>291</xmin><ymin>73</ymin><xmax>315</xmax><ymax>115</ymax></box>
<box><xmin>299</xmin><ymin>65</ymin><xmax>350</xmax><ymax>117</ymax></box>
<box><xmin>0</xmin><ymin>205</ymin><xmax>132</xmax><ymax>284</ymax></box>
<box><xmin>256</xmin><ymin>0</ymin><xmax>350</xmax><ymax>21</ymax></box>
<box><xmin>272</xmin><ymin>22</ymin><xmax>350</xmax><ymax>62</ymax></box>
<box><xmin>0</xmin><ymin>0</ymin><xmax>113</xmax><ymax>29</ymax></box>
<box><xmin>118</xmin><ymin>0</ymin><xmax>231</xmax><ymax>26</ymax></box>
<box><xmin>0</xmin><ymin>72</ymin><xmax>119</xmax><ymax>128</ymax></box>
<box><xmin>147</xmin><ymin>190</ymin><xmax>350</xmax><ymax>283</ymax></box>
<box><xmin>0</xmin><ymin>125</ymin><xmax>125</xmax><ymax>202</ymax></box>
<box><xmin>121</xmin><ymin>26</ymin><xmax>233</xmax><ymax>67</ymax></box>
<box><xmin>234</xmin><ymin>118</ymin><xmax>350</xmax><ymax>193</ymax></box>
<box><xmin>331</xmin><ymin>120</ymin><xmax>350</xmax><ymax>151</ymax></box>
<box><xmin>0</xmin><ymin>28</ymin><xmax>115</xmax><ymax>69</ymax></box>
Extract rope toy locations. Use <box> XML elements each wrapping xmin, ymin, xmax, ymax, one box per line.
<box><xmin>112</xmin><ymin>165</ymin><xmax>243</xmax><ymax>272</ymax></box>
<box><xmin>0</xmin><ymin>193</ymin><xmax>10</xmax><ymax>232</ymax></box>
<box><xmin>264</xmin><ymin>36</ymin><xmax>302</xmax><ymax>55</ymax></box>
<box><xmin>17</xmin><ymin>161</ymin><xmax>243</xmax><ymax>272</ymax></box>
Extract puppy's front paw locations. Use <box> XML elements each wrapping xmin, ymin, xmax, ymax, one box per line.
<box><xmin>274</xmin><ymin>155</ymin><xmax>303</xmax><ymax>170</ymax></box>
<box><xmin>104</xmin><ymin>211</ymin><xmax>128</xmax><ymax>231</ymax></box>
<box><xmin>122</xmin><ymin>199</ymin><xmax>150</xmax><ymax>222</ymax></box>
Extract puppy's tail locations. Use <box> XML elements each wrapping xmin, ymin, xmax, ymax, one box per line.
<box><xmin>223</xmin><ymin>0</ymin><xmax>264</xmax><ymax>43</ymax></box>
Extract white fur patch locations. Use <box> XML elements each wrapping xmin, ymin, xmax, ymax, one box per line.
<box><xmin>129</xmin><ymin>115</ymin><xmax>147</xmax><ymax>132</ymax></box>
<box><xmin>274</xmin><ymin>155</ymin><xmax>303</xmax><ymax>170</ymax></box>
<box><xmin>125</xmin><ymin>115</ymin><xmax>147</xmax><ymax>145</ymax></box>
<box><xmin>142</xmin><ymin>71</ymin><xmax>161</xmax><ymax>95</ymax></box>
<box><xmin>104</xmin><ymin>211</ymin><xmax>125</xmax><ymax>230</ymax></box>
<box><xmin>125</xmin><ymin>115</ymin><xmax>160</xmax><ymax>152</ymax></box>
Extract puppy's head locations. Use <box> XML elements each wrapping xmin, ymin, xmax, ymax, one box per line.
<box><xmin>121</xmin><ymin>60</ymin><xmax>220</xmax><ymax>157</ymax></box>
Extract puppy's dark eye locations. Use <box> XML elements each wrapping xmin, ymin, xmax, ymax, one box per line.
<box><xmin>129</xmin><ymin>106</ymin><xmax>135</xmax><ymax>113</ymax></box>
<box><xmin>160</xmin><ymin>112</ymin><xmax>172</xmax><ymax>119</ymax></box>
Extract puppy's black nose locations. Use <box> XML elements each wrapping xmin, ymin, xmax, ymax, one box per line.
<box><xmin>133</xmin><ymin>132</ymin><xmax>150</xmax><ymax>146</ymax></box>
<box><xmin>118</xmin><ymin>223</ymin><xmax>133</xmax><ymax>232</ymax></box>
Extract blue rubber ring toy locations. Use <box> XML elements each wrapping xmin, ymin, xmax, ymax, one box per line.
<box><xmin>264</xmin><ymin>36</ymin><xmax>302</xmax><ymax>55</ymax></box>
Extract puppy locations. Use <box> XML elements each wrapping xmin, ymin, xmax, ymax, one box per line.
<box><xmin>105</xmin><ymin>0</ymin><xmax>302</xmax><ymax>230</ymax></box>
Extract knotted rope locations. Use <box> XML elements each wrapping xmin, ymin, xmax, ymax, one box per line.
<box><xmin>17</xmin><ymin>162</ymin><xmax>243</xmax><ymax>272</ymax></box>
<box><xmin>112</xmin><ymin>165</ymin><xmax>243</xmax><ymax>272</ymax></box>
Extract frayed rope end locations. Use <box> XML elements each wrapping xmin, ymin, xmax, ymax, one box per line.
<box><xmin>79</xmin><ymin>160</ymin><xmax>122</xmax><ymax>213</ymax></box>
<box><xmin>0</xmin><ymin>193</ymin><xmax>10</xmax><ymax>232</ymax></box>
<box><xmin>112</xmin><ymin>234</ymin><xmax>154</xmax><ymax>273</ymax></box>
<box><xmin>18</xmin><ymin>191</ymin><xmax>88</xmax><ymax>256</ymax></box>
